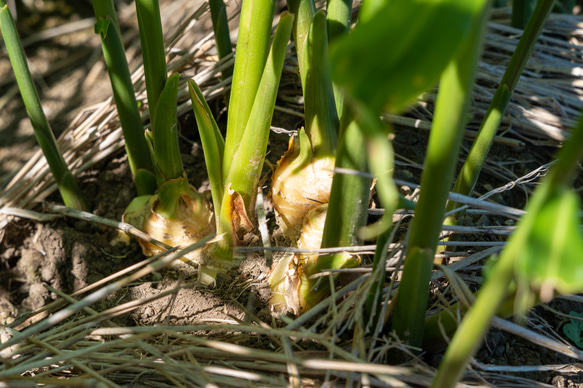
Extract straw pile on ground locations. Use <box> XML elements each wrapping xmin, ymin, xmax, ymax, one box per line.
<box><xmin>1</xmin><ymin>2</ymin><xmax>583</xmax><ymax>386</ymax></box>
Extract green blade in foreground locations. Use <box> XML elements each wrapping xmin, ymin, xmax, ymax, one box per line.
<box><xmin>391</xmin><ymin>1</ymin><xmax>489</xmax><ymax>350</ymax></box>
<box><xmin>307</xmin><ymin>114</ymin><xmax>370</xmax><ymax>309</ymax></box>
<box><xmin>0</xmin><ymin>1</ymin><xmax>86</xmax><ymax>210</ymax></box>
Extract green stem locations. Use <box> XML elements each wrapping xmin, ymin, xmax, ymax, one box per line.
<box><xmin>302</xmin><ymin>113</ymin><xmax>370</xmax><ymax>309</ymax></box>
<box><xmin>224</xmin><ymin>12</ymin><xmax>294</xmax><ymax>213</ymax></box>
<box><xmin>135</xmin><ymin>0</ymin><xmax>167</xmax><ymax>124</ymax></box>
<box><xmin>431</xmin><ymin>244</ymin><xmax>515</xmax><ymax>388</ymax></box>
<box><xmin>317</xmin><ymin>109</ymin><xmax>371</xmax><ymax>278</ymax></box>
<box><xmin>321</xmin><ymin>112</ymin><xmax>370</xmax><ymax>249</ymax></box>
<box><xmin>448</xmin><ymin>0</ymin><xmax>555</xmax><ymax>213</ymax></box>
<box><xmin>152</xmin><ymin>73</ymin><xmax>183</xmax><ymax>184</ymax></box>
<box><xmin>222</xmin><ymin>0</ymin><xmax>276</xmax><ymax>181</ymax></box>
<box><xmin>391</xmin><ymin>4</ymin><xmax>489</xmax><ymax>350</ymax></box>
<box><xmin>326</xmin><ymin>0</ymin><xmax>351</xmax><ymax>116</ymax></box>
<box><xmin>209</xmin><ymin>0</ymin><xmax>233</xmax><ymax>80</ymax></box>
<box><xmin>93</xmin><ymin>0</ymin><xmax>157</xmax><ymax>196</ymax></box>
<box><xmin>303</xmin><ymin>10</ymin><xmax>338</xmax><ymax>157</ymax></box>
<box><xmin>286</xmin><ymin>0</ymin><xmax>315</xmax><ymax>90</ymax></box>
<box><xmin>0</xmin><ymin>1</ymin><xmax>86</xmax><ymax>210</ymax></box>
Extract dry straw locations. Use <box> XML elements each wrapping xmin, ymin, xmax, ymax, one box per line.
<box><xmin>1</xmin><ymin>2</ymin><xmax>583</xmax><ymax>386</ymax></box>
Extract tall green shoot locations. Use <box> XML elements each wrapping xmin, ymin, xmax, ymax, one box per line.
<box><xmin>330</xmin><ymin>1</ymin><xmax>490</xmax><ymax>340</ymax></box>
<box><xmin>222</xmin><ymin>0</ymin><xmax>276</xmax><ymax>184</ymax></box>
<box><xmin>188</xmin><ymin>5</ymin><xmax>294</xmax><ymax>282</ymax></box>
<box><xmin>0</xmin><ymin>0</ymin><xmax>86</xmax><ymax>210</ymax></box>
<box><xmin>391</xmin><ymin>3</ymin><xmax>490</xmax><ymax>350</ymax></box>
<box><xmin>122</xmin><ymin>0</ymin><xmax>216</xmax><ymax>283</ymax></box>
<box><xmin>135</xmin><ymin>0</ymin><xmax>167</xmax><ymax>124</ymax></box>
<box><xmin>92</xmin><ymin>0</ymin><xmax>157</xmax><ymax>196</ymax></box>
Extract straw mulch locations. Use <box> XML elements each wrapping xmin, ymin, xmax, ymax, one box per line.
<box><xmin>1</xmin><ymin>2</ymin><xmax>583</xmax><ymax>387</ymax></box>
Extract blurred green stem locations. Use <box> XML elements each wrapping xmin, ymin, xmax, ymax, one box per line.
<box><xmin>391</xmin><ymin>4</ymin><xmax>489</xmax><ymax>350</ymax></box>
<box><xmin>0</xmin><ymin>1</ymin><xmax>86</xmax><ymax>210</ymax></box>
<box><xmin>511</xmin><ymin>0</ymin><xmax>537</xmax><ymax>29</ymax></box>
<box><xmin>93</xmin><ymin>0</ymin><xmax>157</xmax><ymax>196</ymax></box>
<box><xmin>447</xmin><ymin>0</ymin><xmax>555</xmax><ymax>214</ymax></box>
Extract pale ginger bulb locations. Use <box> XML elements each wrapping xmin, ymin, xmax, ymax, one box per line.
<box><xmin>123</xmin><ymin>186</ymin><xmax>215</xmax><ymax>282</ymax></box>
<box><xmin>270</xmin><ymin>130</ymin><xmax>334</xmax><ymax>241</ymax></box>
<box><xmin>269</xmin><ymin>204</ymin><xmax>358</xmax><ymax>314</ymax></box>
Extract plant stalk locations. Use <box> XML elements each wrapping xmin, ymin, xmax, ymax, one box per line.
<box><xmin>311</xmin><ymin>112</ymin><xmax>371</xmax><ymax>307</ymax></box>
<box><xmin>391</xmin><ymin>4</ymin><xmax>489</xmax><ymax>349</ymax></box>
<box><xmin>511</xmin><ymin>0</ymin><xmax>537</xmax><ymax>29</ymax></box>
<box><xmin>209</xmin><ymin>0</ymin><xmax>233</xmax><ymax>80</ymax></box>
<box><xmin>223</xmin><ymin>12</ymin><xmax>294</xmax><ymax>213</ymax></box>
<box><xmin>326</xmin><ymin>0</ymin><xmax>351</xmax><ymax>116</ymax></box>
<box><xmin>135</xmin><ymin>0</ymin><xmax>167</xmax><ymax>123</ymax></box>
<box><xmin>222</xmin><ymin>0</ymin><xmax>276</xmax><ymax>180</ymax></box>
<box><xmin>93</xmin><ymin>0</ymin><xmax>157</xmax><ymax>196</ymax></box>
<box><xmin>0</xmin><ymin>1</ymin><xmax>86</xmax><ymax>210</ymax></box>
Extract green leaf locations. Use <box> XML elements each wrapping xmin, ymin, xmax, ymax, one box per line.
<box><xmin>563</xmin><ymin>311</ymin><xmax>583</xmax><ymax>348</ymax></box>
<box><xmin>94</xmin><ymin>19</ymin><xmax>110</xmax><ymax>37</ymax></box>
<box><xmin>152</xmin><ymin>73</ymin><xmax>183</xmax><ymax>182</ymax></box>
<box><xmin>515</xmin><ymin>183</ymin><xmax>583</xmax><ymax>304</ymax></box>
<box><xmin>330</xmin><ymin>0</ymin><xmax>483</xmax><ymax>112</ymax></box>
<box><xmin>188</xmin><ymin>79</ymin><xmax>225</xmax><ymax>216</ymax></box>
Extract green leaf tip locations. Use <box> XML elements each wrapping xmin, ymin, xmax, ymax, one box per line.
<box><xmin>94</xmin><ymin>19</ymin><xmax>111</xmax><ymax>37</ymax></box>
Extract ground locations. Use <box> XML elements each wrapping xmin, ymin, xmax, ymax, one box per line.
<box><xmin>1</xmin><ymin>1</ymin><xmax>583</xmax><ymax>387</ymax></box>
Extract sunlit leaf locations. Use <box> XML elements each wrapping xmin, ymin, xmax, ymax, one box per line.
<box><xmin>330</xmin><ymin>0</ymin><xmax>484</xmax><ymax>112</ymax></box>
<box><xmin>514</xmin><ymin>183</ymin><xmax>583</xmax><ymax>304</ymax></box>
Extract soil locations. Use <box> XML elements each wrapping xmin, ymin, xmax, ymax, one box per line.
<box><xmin>1</xmin><ymin>1</ymin><xmax>583</xmax><ymax>387</ymax></box>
